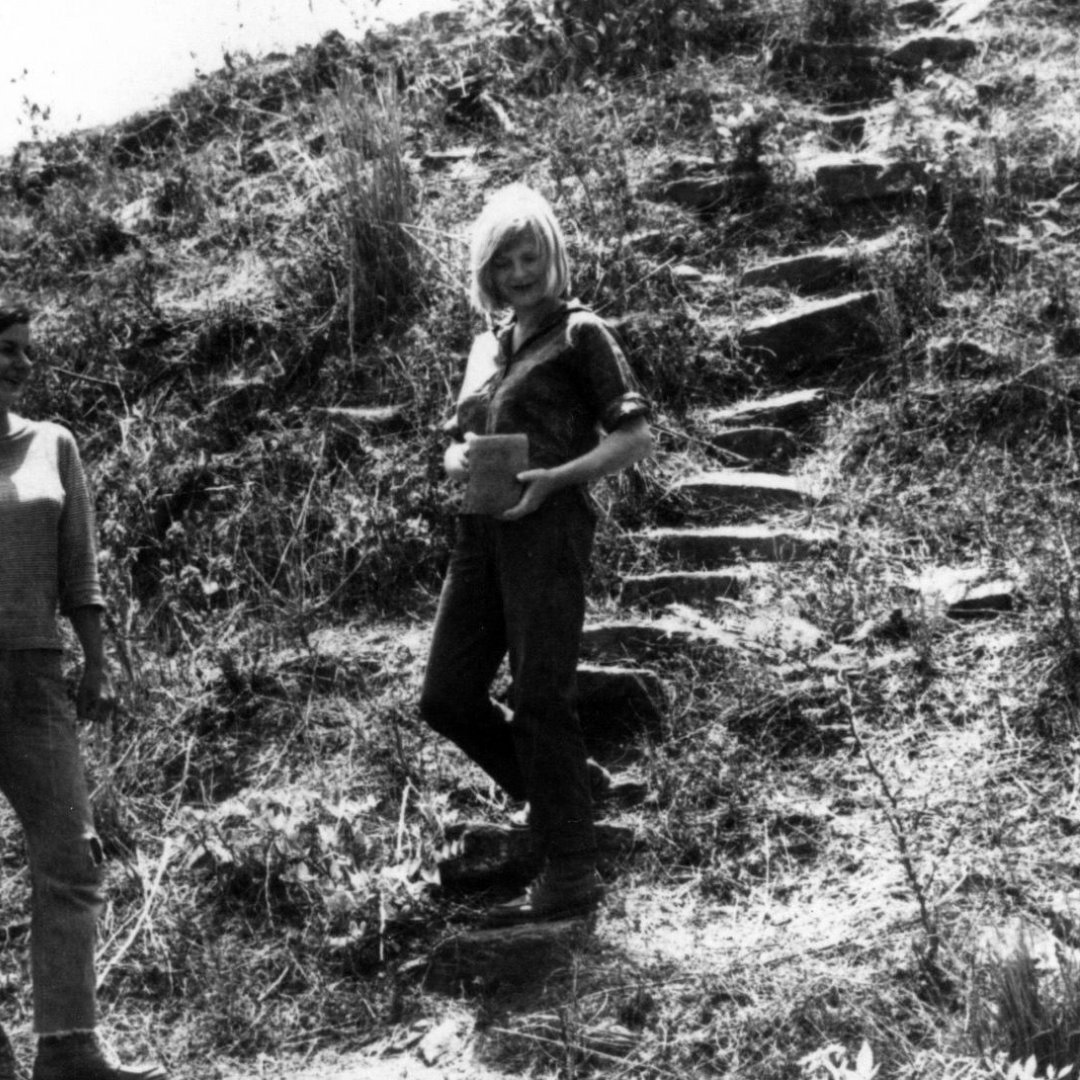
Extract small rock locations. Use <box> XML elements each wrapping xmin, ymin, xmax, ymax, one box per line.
<box><xmin>894</xmin><ymin>0</ymin><xmax>941</xmax><ymax>27</ymax></box>
<box><xmin>671</xmin><ymin>264</ymin><xmax>704</xmax><ymax>282</ymax></box>
<box><xmin>421</xmin><ymin>147</ymin><xmax>475</xmax><ymax>168</ymax></box>
<box><xmin>907</xmin><ymin>566</ymin><xmax>1019</xmax><ymax>620</ymax></box>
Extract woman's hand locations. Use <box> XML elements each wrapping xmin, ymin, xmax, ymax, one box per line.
<box><xmin>69</xmin><ymin>605</ymin><xmax>114</xmax><ymax>722</ymax></box>
<box><xmin>76</xmin><ymin>663</ymin><xmax>116</xmax><ymax>724</ymax></box>
<box><xmin>502</xmin><ymin>468</ymin><xmax>562</xmax><ymax>520</ymax></box>
<box><xmin>444</xmin><ymin>433</ymin><xmax>475</xmax><ymax>483</ymax></box>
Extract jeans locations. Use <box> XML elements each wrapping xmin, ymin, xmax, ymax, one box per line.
<box><xmin>0</xmin><ymin>650</ymin><xmax>103</xmax><ymax>1035</ymax></box>
<box><xmin>420</xmin><ymin>489</ymin><xmax>597</xmax><ymax>861</ymax></box>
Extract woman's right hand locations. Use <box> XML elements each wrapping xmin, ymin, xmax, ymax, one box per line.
<box><xmin>444</xmin><ymin>434</ymin><xmax>474</xmax><ymax>483</ymax></box>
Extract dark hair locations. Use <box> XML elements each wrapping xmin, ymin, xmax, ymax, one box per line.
<box><xmin>0</xmin><ymin>295</ymin><xmax>32</xmax><ymax>334</ymax></box>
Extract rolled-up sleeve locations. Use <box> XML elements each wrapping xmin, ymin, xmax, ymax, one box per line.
<box><xmin>56</xmin><ymin>431</ymin><xmax>105</xmax><ymax>614</ymax></box>
<box><xmin>572</xmin><ymin>318</ymin><xmax>651</xmax><ymax>433</ymax></box>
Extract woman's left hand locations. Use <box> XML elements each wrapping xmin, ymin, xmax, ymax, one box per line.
<box><xmin>76</xmin><ymin>665</ymin><xmax>117</xmax><ymax>724</ymax></box>
<box><xmin>502</xmin><ymin>468</ymin><xmax>561</xmax><ymax>520</ymax></box>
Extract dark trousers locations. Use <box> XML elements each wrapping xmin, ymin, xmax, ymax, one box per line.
<box><xmin>420</xmin><ymin>489</ymin><xmax>597</xmax><ymax>862</ymax></box>
<box><xmin>0</xmin><ymin>650</ymin><xmax>103</xmax><ymax>1035</ymax></box>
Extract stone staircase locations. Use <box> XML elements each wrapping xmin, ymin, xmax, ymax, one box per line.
<box><xmin>422</xmin><ymin>0</ymin><xmax>1023</xmax><ymax>991</ymax></box>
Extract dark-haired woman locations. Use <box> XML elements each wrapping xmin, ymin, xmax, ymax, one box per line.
<box><xmin>0</xmin><ymin>297</ymin><xmax>166</xmax><ymax>1080</ymax></box>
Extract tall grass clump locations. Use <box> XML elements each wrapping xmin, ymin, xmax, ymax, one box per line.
<box><xmin>319</xmin><ymin>74</ymin><xmax>428</xmax><ymax>357</ymax></box>
<box><xmin>971</xmin><ymin>932</ymin><xmax>1080</xmax><ymax>1077</ymax></box>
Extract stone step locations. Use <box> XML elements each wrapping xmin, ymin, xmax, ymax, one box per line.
<box><xmin>315</xmin><ymin>404</ymin><xmax>408</xmax><ymax>434</ymax></box>
<box><xmin>739</xmin><ymin>230</ymin><xmax>905</xmax><ymax>292</ymax></box>
<box><xmin>583</xmin><ymin>609</ymin><xmax>826</xmax><ymax>664</ymax></box>
<box><xmin>425</xmin><ymin>918</ymin><xmax>592</xmax><ymax>994</ymax></box>
<box><xmin>643</xmin><ymin>526</ymin><xmax>839</xmax><ymax>566</ymax></box>
<box><xmin>704</xmin><ymin>388</ymin><xmax>829</xmax><ymax>430</ymax></box>
<box><xmin>886</xmin><ymin>33</ymin><xmax>978</xmax><ymax>67</ymax></box>
<box><xmin>740</xmin><ymin>247</ymin><xmax>851</xmax><ymax>292</ymax></box>
<box><xmin>437</xmin><ymin>822</ymin><xmax>636</xmax><ymax>891</ymax></box>
<box><xmin>621</xmin><ymin>569</ymin><xmax>751</xmax><ymax>607</ymax></box>
<box><xmin>581</xmin><ymin>614</ymin><xmax>742</xmax><ymax>661</ymax></box>
<box><xmin>809</xmin><ymin>154</ymin><xmax>929</xmax><ymax>206</ymax></box>
<box><xmin>707</xmin><ymin>426</ymin><xmax>800</xmax><ymax>470</ymax></box>
<box><xmin>671</xmin><ymin>470</ymin><xmax>820</xmax><ymax>514</ymax></box>
<box><xmin>576</xmin><ymin>664</ymin><xmax>666</xmax><ymax>743</ymax></box>
<box><xmin>737</xmin><ymin>291</ymin><xmax>879</xmax><ymax>376</ymax></box>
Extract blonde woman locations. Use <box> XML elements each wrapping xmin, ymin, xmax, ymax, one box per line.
<box><xmin>420</xmin><ymin>186</ymin><xmax>653</xmax><ymax>924</ymax></box>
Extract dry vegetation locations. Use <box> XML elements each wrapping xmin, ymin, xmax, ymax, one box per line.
<box><xmin>3</xmin><ymin>0</ymin><xmax>1080</xmax><ymax>1077</ymax></box>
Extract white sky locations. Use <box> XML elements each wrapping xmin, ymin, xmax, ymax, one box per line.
<box><xmin>2</xmin><ymin>0</ymin><xmax>458</xmax><ymax>155</ymax></box>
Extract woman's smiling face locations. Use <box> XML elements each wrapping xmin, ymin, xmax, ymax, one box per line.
<box><xmin>490</xmin><ymin>234</ymin><xmax>551</xmax><ymax>317</ymax></box>
<box><xmin>0</xmin><ymin>322</ymin><xmax>32</xmax><ymax>417</ymax></box>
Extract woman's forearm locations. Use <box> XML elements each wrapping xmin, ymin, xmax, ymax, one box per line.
<box><xmin>68</xmin><ymin>605</ymin><xmax>106</xmax><ymax>671</ymax></box>
<box><xmin>545</xmin><ymin>416</ymin><xmax>653</xmax><ymax>489</ymax></box>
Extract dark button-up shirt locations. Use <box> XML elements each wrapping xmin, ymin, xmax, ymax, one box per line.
<box><xmin>453</xmin><ymin>302</ymin><xmax>649</xmax><ymax>471</ymax></box>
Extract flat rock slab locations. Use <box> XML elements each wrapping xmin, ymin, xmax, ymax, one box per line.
<box><xmin>581</xmin><ymin>615</ymin><xmax>742</xmax><ymax>659</ymax></box>
<box><xmin>438</xmin><ymin>823</ymin><xmax>635</xmax><ymax>891</ymax></box>
<box><xmin>708</xmin><ymin>426</ymin><xmax>800</xmax><ymax>469</ymax></box>
<box><xmin>740</xmin><ymin>248</ymin><xmax>852</xmax><ymax>292</ymax></box>
<box><xmin>425</xmin><ymin>919</ymin><xmax>593</xmax><ymax>994</ymax></box>
<box><xmin>644</xmin><ymin>526</ymin><xmax>839</xmax><ymax>566</ymax></box>
<box><xmin>739</xmin><ymin>292</ymin><xmax>879</xmax><ymax>375</ymax></box>
<box><xmin>316</xmin><ymin>405</ymin><xmax>410</xmax><ymax>442</ymax></box>
<box><xmin>887</xmin><ymin>34</ymin><xmax>978</xmax><ymax>67</ymax></box>
<box><xmin>705</xmin><ymin>388</ymin><xmax>829</xmax><ymax>430</ymax></box>
<box><xmin>576</xmin><ymin>664</ymin><xmax>666</xmax><ymax>742</ymax></box>
<box><xmin>812</xmin><ymin>154</ymin><xmax>929</xmax><ymax>205</ymax></box>
<box><xmin>621</xmin><ymin>569</ymin><xmax>751</xmax><ymax>607</ymax></box>
<box><xmin>906</xmin><ymin>566</ymin><xmax>1019</xmax><ymax>619</ymax></box>
<box><xmin>740</xmin><ymin>229</ymin><xmax>905</xmax><ymax>292</ymax></box>
<box><xmin>671</xmin><ymin>471</ymin><xmax>820</xmax><ymax>514</ymax></box>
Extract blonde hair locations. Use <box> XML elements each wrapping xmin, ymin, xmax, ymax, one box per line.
<box><xmin>469</xmin><ymin>184</ymin><xmax>571</xmax><ymax>314</ymax></box>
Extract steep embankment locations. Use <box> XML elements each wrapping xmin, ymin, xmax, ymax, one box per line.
<box><xmin>3</xmin><ymin>1</ymin><xmax>1080</xmax><ymax>1077</ymax></box>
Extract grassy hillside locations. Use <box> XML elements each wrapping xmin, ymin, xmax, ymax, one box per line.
<box><xmin>3</xmin><ymin>0</ymin><xmax>1080</xmax><ymax>1077</ymax></box>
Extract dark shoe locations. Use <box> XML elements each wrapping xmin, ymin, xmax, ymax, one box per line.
<box><xmin>32</xmin><ymin>1032</ymin><xmax>167</xmax><ymax>1080</ymax></box>
<box><xmin>485</xmin><ymin>861</ymin><xmax>604</xmax><ymax>926</ymax></box>
<box><xmin>0</xmin><ymin>1024</ymin><xmax>17</xmax><ymax>1080</ymax></box>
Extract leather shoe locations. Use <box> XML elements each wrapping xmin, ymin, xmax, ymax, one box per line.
<box><xmin>32</xmin><ymin>1032</ymin><xmax>167</xmax><ymax>1080</ymax></box>
<box><xmin>485</xmin><ymin>860</ymin><xmax>604</xmax><ymax>926</ymax></box>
